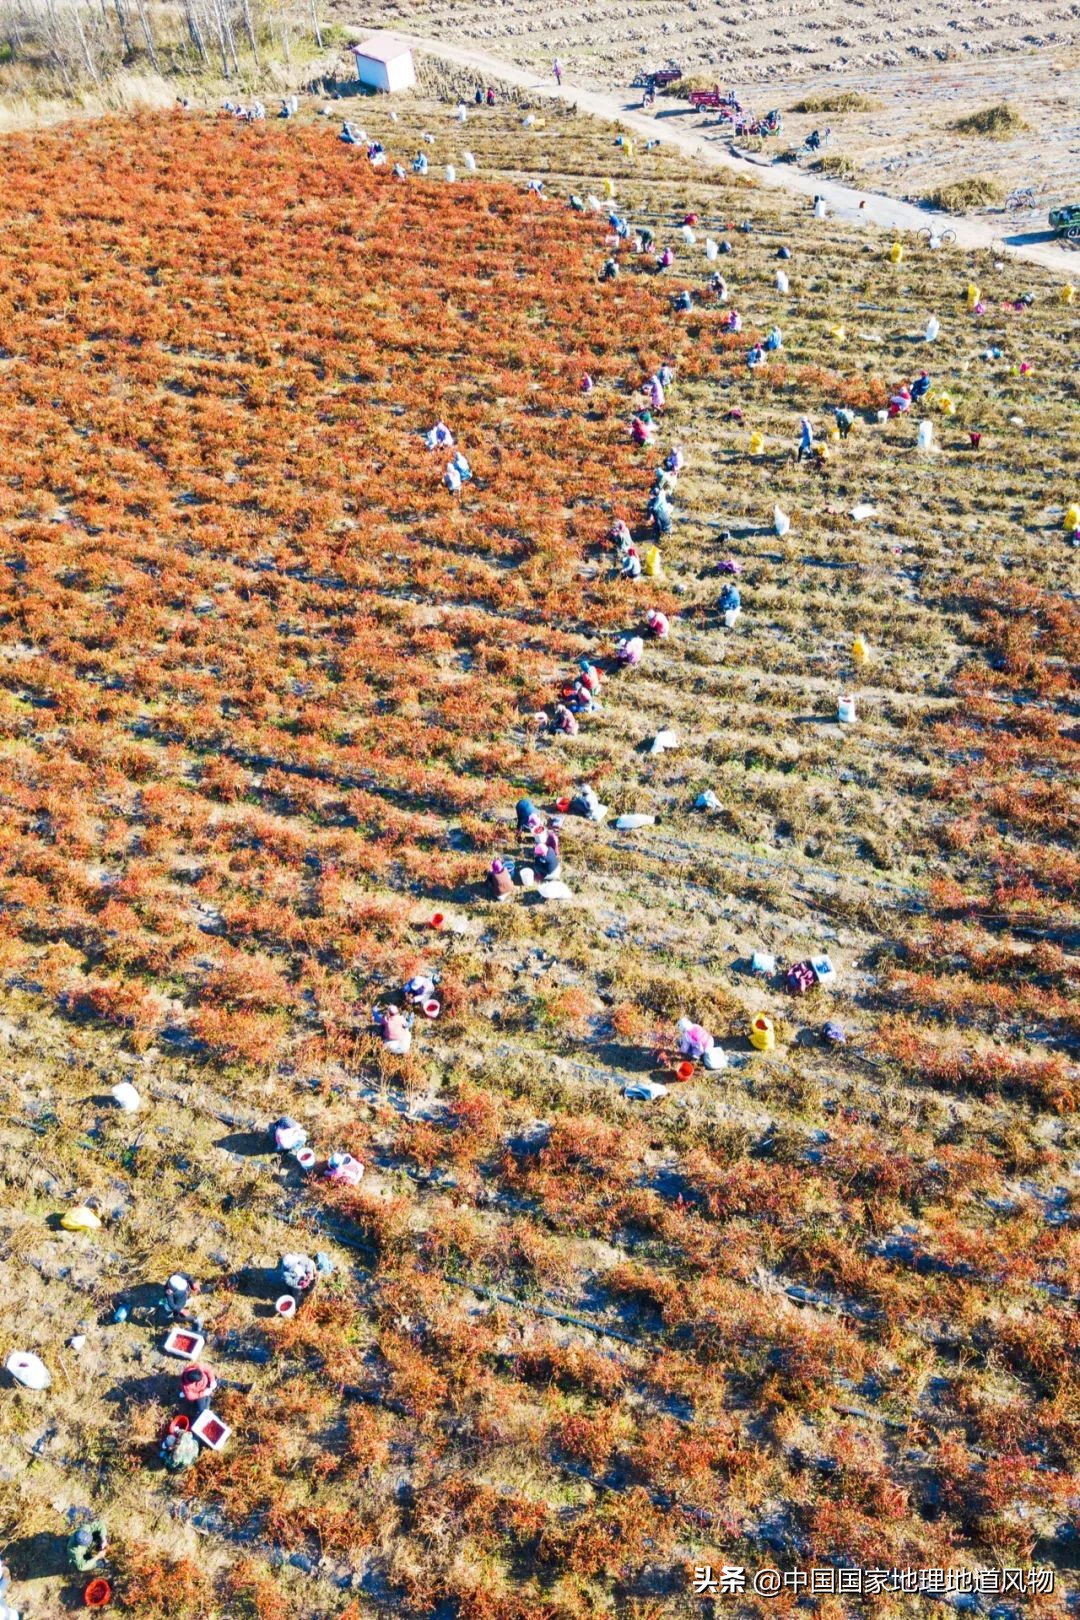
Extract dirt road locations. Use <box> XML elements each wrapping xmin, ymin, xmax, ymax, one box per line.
<box><xmin>397</xmin><ymin>31</ymin><xmax>1078</xmax><ymax>276</ymax></box>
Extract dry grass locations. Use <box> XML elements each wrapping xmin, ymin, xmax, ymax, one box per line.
<box><xmin>809</xmin><ymin>153</ymin><xmax>858</xmax><ymax>179</ymax></box>
<box><xmin>924</xmin><ymin>174</ymin><xmax>1005</xmax><ymax>211</ymax></box>
<box><xmin>791</xmin><ymin>91</ymin><xmax>880</xmax><ymax>113</ymax></box>
<box><xmin>951</xmin><ymin>101</ymin><xmax>1030</xmax><ymax>138</ymax></box>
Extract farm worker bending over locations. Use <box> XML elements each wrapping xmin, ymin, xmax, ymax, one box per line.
<box><xmin>649</xmin><ymin>487</ymin><xmax>672</xmax><ymax>539</ymax></box>
<box><xmin>646</xmin><ymin>608</ymin><xmax>669</xmax><ymax>638</ymax></box>
<box><xmin>835</xmin><ymin>406</ymin><xmax>855</xmax><ymax>439</ymax></box>
<box><xmin>659</xmin><ymin>246</ymin><xmax>674</xmax><ymax>268</ymax></box>
<box><xmin>68</xmin><ymin>1522</ymin><xmax>108</xmax><ymax>1574</ymax></box>
<box><xmin>747</xmin><ymin>344</ymin><xmax>765</xmax><ymax>369</ymax></box>
<box><xmin>281</xmin><ymin>1252</ymin><xmax>318</xmax><ymax>1303</ymax></box>
<box><xmin>488</xmin><ymin>858</ymin><xmax>514</xmax><ymax>901</ymax></box>
<box><xmin>617</xmin><ymin>634</ymin><xmax>644</xmax><ymax>667</ymax></box>
<box><xmin>577</xmin><ymin>657</ymin><xmax>602</xmax><ymax>694</ymax></box>
<box><xmin>709</xmin><ymin>271</ymin><xmax>729</xmax><ymax>300</ymax></box>
<box><xmin>275</xmin><ymin>1114</ymin><xmax>307</xmax><ymax>1153</ymax></box>
<box><xmin>600</xmin><ymin>257</ymin><xmax>619</xmax><ymax>281</ymax></box>
<box><xmin>567</xmin><ymin>676</ymin><xmax>598</xmax><ymax>714</ymax></box>
<box><xmin>534</xmin><ymin>831</ymin><xmax>562</xmax><ymax>880</ymax></box>
<box><xmin>412</xmin><ymin>150</ymin><xmax>429</xmax><ymax>175</ymax></box>
<box><xmin>631</xmin><ymin>411</ymin><xmax>655</xmax><ymax>446</ymax></box>
<box><xmin>163</xmin><ymin>1272</ymin><xmax>199</xmax><ymax>1320</ymax></box>
<box><xmin>162</xmin><ymin>1428</ymin><xmax>200</xmax><ymax>1471</ymax></box>
<box><xmin>910</xmin><ymin>369</ymin><xmax>932</xmax><ymax>401</ymax></box>
<box><xmin>664</xmin><ymin>444</ymin><xmax>684</xmax><ymax>474</ymax></box>
<box><xmin>720</xmin><ymin>308</ymin><xmax>742</xmax><ymax>332</ymax></box>
<box><xmin>554</xmin><ymin>704</ymin><xmax>579</xmax><ymax>735</ymax></box>
<box><xmin>180</xmin><ymin>1363</ymin><xmax>218</xmax><ymax>1415</ymax></box>
<box><xmin>888</xmin><ymin>385</ymin><xmax>912</xmax><ymax>417</ymax></box>
<box><xmin>340</xmin><ymin>120</ymin><xmax>362</xmax><ymax>144</ymax></box>
<box><xmin>404</xmin><ymin>973</ymin><xmax>438</xmax><ymax>1008</ymax></box>
<box><xmin>673</xmin><ymin>289</ymin><xmax>693</xmax><ymax>312</ymax></box>
<box><xmin>645</xmin><ymin>375</ymin><xmax>665</xmax><ymax>410</ymax></box>
<box><xmin>797</xmin><ymin>416</ymin><xmax>814</xmax><ymax>461</ymax></box>
<box><xmin>424</xmin><ymin>421</ymin><xmax>454</xmax><ymax>450</ymax></box>
<box><xmin>517</xmin><ymin>797</ymin><xmax>543</xmax><ymax>834</ymax></box>
<box><xmin>678</xmin><ymin>1017</ymin><xmax>714</xmax><ymax>1062</ymax></box>
<box><xmin>375</xmin><ymin>1005</ymin><xmax>413</xmax><ymax>1054</ymax></box>
<box><xmin>765</xmin><ymin>326</ymin><xmax>782</xmax><ymax>351</ymax></box>
<box><xmin>571</xmin><ymin>783</ymin><xmax>607</xmax><ymax>821</ymax></box>
<box><xmin>444</xmin><ymin>461</ymin><xmax>462</xmax><ymax>494</ymax></box>
<box><xmin>720</xmin><ymin>582</ymin><xmax>742</xmax><ymax>627</ymax></box>
<box><xmin>610</xmin><ymin>519</ymin><xmax>632</xmax><ymax>551</ymax></box>
<box><xmin>621</xmin><ymin>544</ymin><xmax>642</xmax><ymax>580</ymax></box>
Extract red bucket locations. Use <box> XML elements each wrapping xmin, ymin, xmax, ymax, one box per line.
<box><xmin>84</xmin><ymin>1578</ymin><xmax>112</xmax><ymax>1609</ymax></box>
<box><xmin>429</xmin><ymin>912</ymin><xmax>445</xmax><ymax>929</ymax></box>
<box><xmin>675</xmin><ymin>1061</ymin><xmax>695</xmax><ymax>1082</ymax></box>
<box><xmin>168</xmin><ymin>1413</ymin><xmax>191</xmax><ymax>1436</ymax></box>
<box><xmin>556</xmin><ymin>797</ymin><xmax>571</xmax><ymax>813</ymax></box>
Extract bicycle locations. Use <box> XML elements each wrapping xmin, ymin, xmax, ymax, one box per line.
<box><xmin>917</xmin><ymin>226</ymin><xmax>957</xmax><ymax>248</ymax></box>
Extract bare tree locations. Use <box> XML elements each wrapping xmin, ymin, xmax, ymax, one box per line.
<box><xmin>238</xmin><ymin>0</ymin><xmax>258</xmax><ymax>63</ymax></box>
<box><xmin>209</xmin><ymin>0</ymin><xmax>229</xmax><ymax>76</ymax></box>
<box><xmin>181</xmin><ymin>0</ymin><xmax>207</xmax><ymax>62</ymax></box>
<box><xmin>132</xmin><ymin>0</ymin><xmax>159</xmax><ymax>69</ymax></box>
<box><xmin>112</xmin><ymin>0</ymin><xmax>133</xmax><ymax>57</ymax></box>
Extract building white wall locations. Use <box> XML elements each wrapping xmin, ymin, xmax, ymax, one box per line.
<box><xmin>384</xmin><ymin>51</ymin><xmax>416</xmax><ymax>93</ymax></box>
<box><xmin>354</xmin><ymin>54</ymin><xmax>390</xmax><ymax>91</ymax></box>
<box><xmin>354</xmin><ymin>50</ymin><xmax>415</xmax><ymax>93</ymax></box>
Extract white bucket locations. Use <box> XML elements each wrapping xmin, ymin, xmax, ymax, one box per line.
<box><xmin>422</xmin><ymin>1000</ymin><xmax>441</xmax><ymax>1019</ymax></box>
<box><xmin>292</xmin><ymin>1146</ymin><xmax>316</xmax><ymax>1170</ymax></box>
<box><xmin>917</xmin><ymin>419</ymin><xmax>933</xmax><ymax>449</ymax></box>
<box><xmin>519</xmin><ymin>866</ymin><xmax>535</xmax><ymax>888</ymax></box>
<box><xmin>110</xmin><ymin>1081</ymin><xmax>142</xmax><ymax>1112</ymax></box>
<box><xmin>838</xmin><ymin>694</ymin><xmax>857</xmax><ymax>724</ymax></box>
<box><xmin>275</xmin><ymin>1294</ymin><xmax>297</xmax><ymax>1317</ymax></box>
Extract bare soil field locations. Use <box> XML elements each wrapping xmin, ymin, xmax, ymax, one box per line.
<box><xmin>0</xmin><ymin>85</ymin><xmax>1078</xmax><ymax>1620</ymax></box>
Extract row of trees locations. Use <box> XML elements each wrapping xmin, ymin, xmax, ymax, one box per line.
<box><xmin>0</xmin><ymin>0</ymin><xmax>324</xmax><ymax>94</ymax></box>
